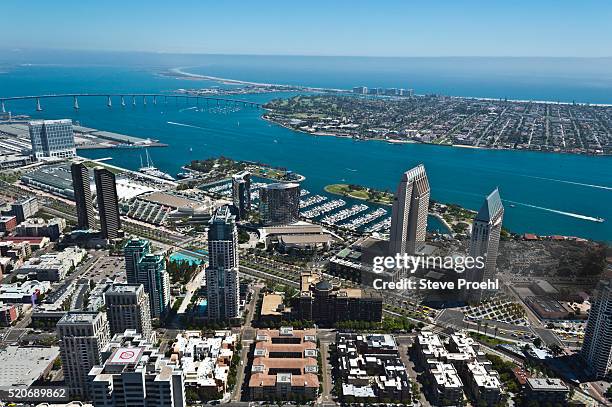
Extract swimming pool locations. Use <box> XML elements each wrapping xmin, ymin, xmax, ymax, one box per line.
<box><xmin>169</xmin><ymin>252</ymin><xmax>204</xmax><ymax>265</ymax></box>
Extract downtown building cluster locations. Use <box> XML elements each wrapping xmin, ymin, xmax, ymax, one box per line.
<box><xmin>329</xmin><ymin>163</ymin><xmax>505</xmax><ymax>304</ymax></box>
<box><xmin>414</xmin><ymin>330</ymin><xmax>504</xmax><ymax>406</ymax></box>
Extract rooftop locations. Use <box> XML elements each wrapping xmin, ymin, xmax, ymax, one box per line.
<box><xmin>57</xmin><ymin>311</ymin><xmax>102</xmax><ymax>325</ymax></box>
<box><xmin>475</xmin><ymin>188</ymin><xmax>504</xmax><ymax>222</ymax></box>
<box><xmin>526</xmin><ymin>378</ymin><xmax>569</xmax><ymax>392</ymax></box>
<box><xmin>261</xmin><ymin>182</ymin><xmax>300</xmax><ymax>190</ymax></box>
<box><xmin>0</xmin><ymin>346</ymin><xmax>60</xmax><ymax>387</ymax></box>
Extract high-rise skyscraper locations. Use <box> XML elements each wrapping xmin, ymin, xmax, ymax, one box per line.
<box><xmin>467</xmin><ymin>188</ymin><xmax>504</xmax><ymax>303</ymax></box>
<box><xmin>232</xmin><ymin>171</ymin><xmax>251</xmax><ymax>220</ymax></box>
<box><xmin>205</xmin><ymin>206</ymin><xmax>240</xmax><ymax>320</ymax></box>
<box><xmin>104</xmin><ymin>284</ymin><xmax>152</xmax><ymax>340</ymax></box>
<box><xmin>94</xmin><ymin>166</ymin><xmax>121</xmax><ymax>240</ymax></box>
<box><xmin>138</xmin><ymin>253</ymin><xmax>171</xmax><ymax>318</ymax></box>
<box><xmin>56</xmin><ymin>311</ymin><xmax>110</xmax><ymax>398</ymax></box>
<box><xmin>581</xmin><ymin>279</ymin><xmax>612</xmax><ymax>379</ymax></box>
<box><xmin>28</xmin><ymin>119</ymin><xmax>76</xmax><ymax>159</ymax></box>
<box><xmin>389</xmin><ymin>164</ymin><xmax>430</xmax><ymax>257</ymax></box>
<box><xmin>71</xmin><ymin>162</ymin><xmax>96</xmax><ymax>230</ymax></box>
<box><xmin>89</xmin><ymin>330</ymin><xmax>186</xmax><ymax>407</ymax></box>
<box><xmin>122</xmin><ymin>238</ymin><xmax>170</xmax><ymax>319</ymax></box>
<box><xmin>124</xmin><ymin>238</ymin><xmax>151</xmax><ymax>284</ymax></box>
<box><xmin>259</xmin><ymin>182</ymin><xmax>300</xmax><ymax>226</ymax></box>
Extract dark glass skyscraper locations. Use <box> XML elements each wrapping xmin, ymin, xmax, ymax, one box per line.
<box><xmin>232</xmin><ymin>170</ymin><xmax>251</xmax><ymax>220</ymax></box>
<box><xmin>71</xmin><ymin>162</ymin><xmax>95</xmax><ymax>230</ymax></box>
<box><xmin>259</xmin><ymin>182</ymin><xmax>300</xmax><ymax>226</ymax></box>
<box><xmin>124</xmin><ymin>238</ymin><xmax>151</xmax><ymax>284</ymax></box>
<box><xmin>94</xmin><ymin>167</ymin><xmax>121</xmax><ymax>240</ymax></box>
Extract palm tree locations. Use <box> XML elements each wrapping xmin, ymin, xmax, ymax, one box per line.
<box><xmin>477</xmin><ymin>320</ymin><xmax>482</xmax><ymax>334</ymax></box>
<box><xmin>483</xmin><ymin>322</ymin><xmax>489</xmax><ymax>336</ymax></box>
<box><xmin>494</xmin><ymin>326</ymin><xmax>499</xmax><ymax>339</ymax></box>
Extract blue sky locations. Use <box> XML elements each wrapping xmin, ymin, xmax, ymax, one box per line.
<box><xmin>3</xmin><ymin>1</ymin><xmax>611</xmax><ymax>57</ymax></box>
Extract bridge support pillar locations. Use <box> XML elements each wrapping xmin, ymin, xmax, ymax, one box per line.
<box><xmin>107</xmin><ymin>96</ymin><xmax>112</xmax><ymax>108</ymax></box>
<box><xmin>1</xmin><ymin>101</ymin><xmax>5</xmax><ymax>113</ymax></box>
<box><xmin>132</xmin><ymin>96</ymin><xmax>136</xmax><ymax>107</ymax></box>
<box><xmin>153</xmin><ymin>96</ymin><xmax>157</xmax><ymax>105</ymax></box>
<box><xmin>73</xmin><ymin>96</ymin><xmax>79</xmax><ymax>110</ymax></box>
<box><xmin>143</xmin><ymin>96</ymin><xmax>147</xmax><ymax>106</ymax></box>
<box><xmin>36</xmin><ymin>98</ymin><xmax>42</xmax><ymax>111</ymax></box>
<box><xmin>121</xmin><ymin>96</ymin><xmax>126</xmax><ymax>107</ymax></box>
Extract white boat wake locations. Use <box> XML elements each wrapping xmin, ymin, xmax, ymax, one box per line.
<box><xmin>520</xmin><ymin>175</ymin><xmax>612</xmax><ymax>191</ymax></box>
<box><xmin>504</xmin><ymin>200</ymin><xmax>603</xmax><ymax>223</ymax></box>
<box><xmin>167</xmin><ymin>121</ymin><xmax>206</xmax><ymax>130</ymax></box>
<box><xmin>179</xmin><ymin>106</ymin><xmax>198</xmax><ymax>113</ymax></box>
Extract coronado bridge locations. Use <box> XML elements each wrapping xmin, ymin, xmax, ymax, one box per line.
<box><xmin>0</xmin><ymin>93</ymin><xmax>262</xmax><ymax>113</ymax></box>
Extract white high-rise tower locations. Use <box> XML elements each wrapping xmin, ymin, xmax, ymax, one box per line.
<box><xmin>389</xmin><ymin>164</ymin><xmax>430</xmax><ymax>257</ymax></box>
<box><xmin>581</xmin><ymin>279</ymin><xmax>612</xmax><ymax>379</ymax></box>
<box><xmin>468</xmin><ymin>188</ymin><xmax>504</xmax><ymax>303</ymax></box>
<box><xmin>205</xmin><ymin>205</ymin><xmax>240</xmax><ymax>320</ymax></box>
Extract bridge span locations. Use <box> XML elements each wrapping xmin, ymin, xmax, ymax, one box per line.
<box><xmin>0</xmin><ymin>93</ymin><xmax>262</xmax><ymax>113</ymax></box>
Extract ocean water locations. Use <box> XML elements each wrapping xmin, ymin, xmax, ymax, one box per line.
<box><xmin>0</xmin><ymin>62</ymin><xmax>610</xmax><ymax>241</ymax></box>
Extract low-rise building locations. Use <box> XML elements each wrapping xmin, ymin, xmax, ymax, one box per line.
<box><xmin>524</xmin><ymin>378</ymin><xmax>569</xmax><ymax>405</ymax></box>
<box><xmin>336</xmin><ymin>333</ymin><xmax>411</xmax><ymax>403</ymax></box>
<box><xmin>0</xmin><ymin>280</ymin><xmax>51</xmax><ymax>303</ymax></box>
<box><xmin>0</xmin><ymin>215</ymin><xmax>17</xmax><ymax>234</ymax></box>
<box><xmin>0</xmin><ymin>302</ymin><xmax>19</xmax><ymax>326</ymax></box>
<box><xmin>5</xmin><ymin>196</ymin><xmax>39</xmax><ymax>223</ymax></box>
<box><xmin>260</xmin><ymin>293</ymin><xmax>291</xmax><ymax>324</ymax></box>
<box><xmin>463</xmin><ymin>361</ymin><xmax>503</xmax><ymax>406</ymax></box>
<box><xmin>414</xmin><ymin>330</ymin><xmax>503</xmax><ymax>406</ymax></box>
<box><xmin>524</xmin><ymin>296</ymin><xmax>574</xmax><ymax>320</ymax></box>
<box><xmin>16</xmin><ymin>247</ymin><xmax>86</xmax><ymax>281</ymax></box>
<box><xmin>0</xmin><ymin>256</ymin><xmax>11</xmax><ymax>276</ymax></box>
<box><xmin>15</xmin><ymin>217</ymin><xmax>66</xmax><ymax>241</ymax></box>
<box><xmin>0</xmin><ymin>345</ymin><xmax>60</xmax><ymax>387</ymax></box>
<box><xmin>426</xmin><ymin>361</ymin><xmax>464</xmax><ymax>406</ymax></box>
<box><xmin>171</xmin><ymin>330</ymin><xmax>237</xmax><ymax>399</ymax></box>
<box><xmin>261</xmin><ymin>223</ymin><xmax>333</xmax><ymax>253</ymax></box>
<box><xmin>0</xmin><ymin>240</ymin><xmax>32</xmax><ymax>262</ymax></box>
<box><xmin>292</xmin><ymin>271</ymin><xmax>382</xmax><ymax>325</ymax></box>
<box><xmin>328</xmin><ymin>236</ymin><xmax>395</xmax><ymax>285</ymax></box>
<box><xmin>2</xmin><ymin>236</ymin><xmax>48</xmax><ymax>251</ymax></box>
<box><xmin>248</xmin><ymin>327</ymin><xmax>319</xmax><ymax>401</ymax></box>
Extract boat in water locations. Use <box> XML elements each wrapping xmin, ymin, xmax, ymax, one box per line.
<box><xmin>176</xmin><ymin>172</ymin><xmax>193</xmax><ymax>179</ymax></box>
<box><xmin>139</xmin><ymin>150</ymin><xmax>175</xmax><ymax>181</ymax></box>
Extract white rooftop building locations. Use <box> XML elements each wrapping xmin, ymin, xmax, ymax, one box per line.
<box><xmin>171</xmin><ymin>330</ymin><xmax>237</xmax><ymax>397</ymax></box>
<box><xmin>0</xmin><ymin>280</ymin><xmax>51</xmax><ymax>303</ymax></box>
<box><xmin>16</xmin><ymin>247</ymin><xmax>86</xmax><ymax>281</ymax></box>
<box><xmin>0</xmin><ymin>345</ymin><xmax>60</xmax><ymax>387</ymax></box>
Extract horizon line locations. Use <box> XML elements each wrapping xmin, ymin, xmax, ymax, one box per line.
<box><xmin>3</xmin><ymin>47</ymin><xmax>612</xmax><ymax>59</ymax></box>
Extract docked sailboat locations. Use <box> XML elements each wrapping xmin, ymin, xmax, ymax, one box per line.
<box><xmin>139</xmin><ymin>150</ymin><xmax>175</xmax><ymax>181</ymax></box>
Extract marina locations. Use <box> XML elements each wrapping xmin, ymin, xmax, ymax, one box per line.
<box><xmin>365</xmin><ymin>217</ymin><xmax>392</xmax><ymax>233</ymax></box>
<box><xmin>300</xmin><ymin>194</ymin><xmax>327</xmax><ymax>209</ymax></box>
<box><xmin>339</xmin><ymin>207</ymin><xmax>388</xmax><ymax>231</ymax></box>
<box><xmin>0</xmin><ymin>65</ymin><xmax>607</xmax><ymax>240</ymax></box>
<box><xmin>320</xmin><ymin>203</ymin><xmax>369</xmax><ymax>225</ymax></box>
<box><xmin>301</xmin><ymin>199</ymin><xmax>346</xmax><ymax>219</ymax></box>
